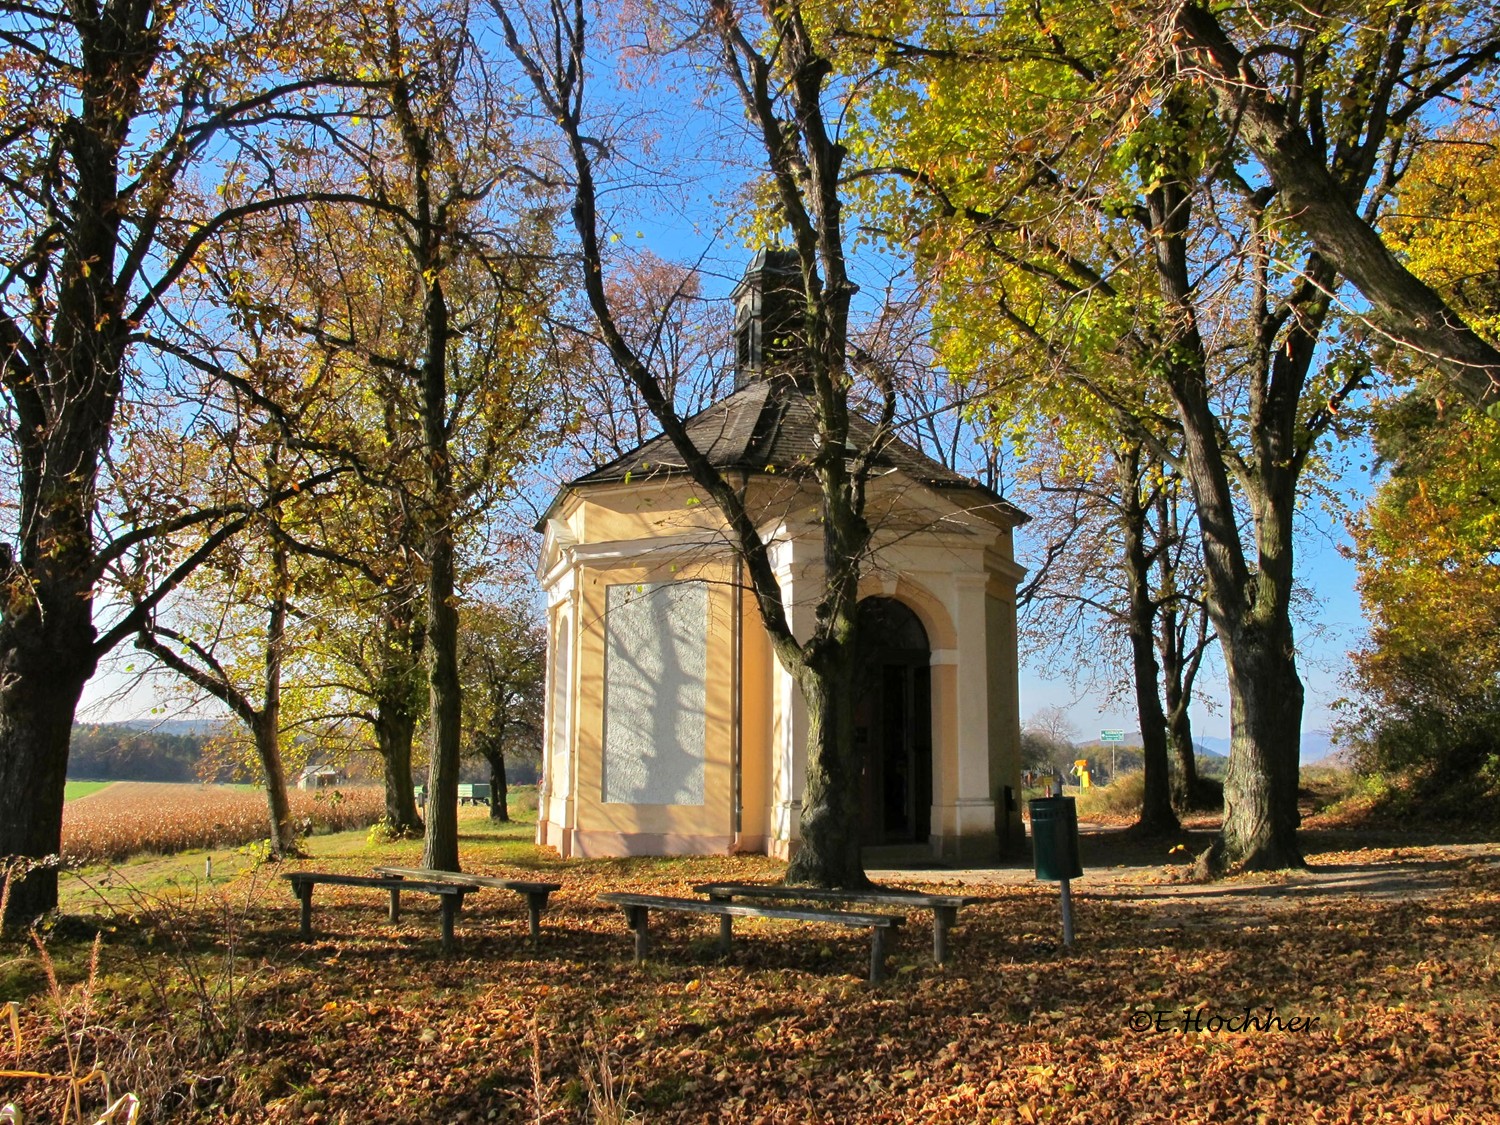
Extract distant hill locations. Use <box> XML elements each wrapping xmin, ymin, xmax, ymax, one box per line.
<box><xmin>115</xmin><ymin>716</ymin><xmax>227</xmax><ymax>737</ymax></box>
<box><xmin>1076</xmin><ymin>734</ymin><xmax>1225</xmax><ymax>758</ymax></box>
<box><xmin>1075</xmin><ymin>730</ymin><xmax>1340</xmax><ymax>767</ymax></box>
<box><xmin>1192</xmin><ymin>730</ymin><xmax>1340</xmax><ymax>765</ymax></box>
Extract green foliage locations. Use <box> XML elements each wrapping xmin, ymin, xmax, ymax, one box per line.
<box><xmin>365</xmin><ymin>817</ymin><xmax>420</xmax><ymax>846</ymax></box>
<box><xmin>459</xmin><ymin>596</ymin><xmax>546</xmax><ymax>769</ymax></box>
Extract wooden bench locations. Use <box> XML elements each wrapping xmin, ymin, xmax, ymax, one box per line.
<box><xmin>284</xmin><ymin>873</ymin><xmax>469</xmax><ymax>954</ymax></box>
<box><xmin>692</xmin><ymin>882</ymin><xmax>983</xmax><ymax>965</ymax></box>
<box><xmin>373</xmin><ymin>866</ymin><xmax>562</xmax><ymax>940</ymax></box>
<box><xmin>597</xmin><ymin>892</ymin><xmax>904</xmax><ymax>983</ymax></box>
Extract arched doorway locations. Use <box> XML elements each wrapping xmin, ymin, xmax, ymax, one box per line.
<box><xmin>854</xmin><ymin>597</ymin><xmax>932</xmax><ymax>846</ymax></box>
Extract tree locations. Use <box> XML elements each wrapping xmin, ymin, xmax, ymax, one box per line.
<box><xmin>212</xmin><ymin>0</ymin><xmax>562</xmax><ymax>870</ymax></box>
<box><xmin>459</xmin><ymin>596</ymin><xmax>544</xmax><ymax>821</ymax></box>
<box><xmin>501</xmin><ymin>0</ymin><xmax>921</xmax><ymax>887</ymax></box>
<box><xmin>1008</xmin><ymin>424</ymin><xmax>1212</xmax><ymax>826</ymax></box>
<box><xmin>1344</xmin><ymin>394</ymin><xmax>1500</xmax><ymax>807</ymax></box>
<box><xmin>0</xmin><ymin>0</ymin><xmax>361</xmax><ymax>926</ymax></box>
<box><xmin>846</xmin><ymin>0</ymin><xmax>1500</xmax><ymax>870</ymax></box>
<box><xmin>1164</xmin><ymin>1</ymin><xmax>1500</xmax><ymax>408</ymax></box>
<box><xmin>557</xmin><ymin>252</ymin><xmax>735</xmax><ymax>473</ymax></box>
<box><xmin>843</xmin><ymin>0</ymin><xmax>1469</xmax><ymax>870</ymax></box>
<box><xmin>133</xmin><ymin>438</ymin><xmax>324</xmax><ymax>856</ymax></box>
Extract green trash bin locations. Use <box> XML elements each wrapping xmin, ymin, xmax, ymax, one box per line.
<box><xmin>1029</xmin><ymin>796</ymin><xmax>1083</xmax><ymax>881</ymax></box>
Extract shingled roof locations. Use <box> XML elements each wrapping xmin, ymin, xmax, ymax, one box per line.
<box><xmin>558</xmin><ymin>381</ymin><xmax>1029</xmax><ymax>525</ymax></box>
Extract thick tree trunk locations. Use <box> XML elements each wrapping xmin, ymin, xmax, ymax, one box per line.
<box><xmin>1207</xmin><ymin>623</ymin><xmax>1305</xmax><ymax>870</ymax></box>
<box><xmin>375</xmin><ymin>589</ymin><xmax>425</xmax><ymax>835</ymax></box>
<box><xmin>1145</xmin><ymin>161</ymin><xmax>1310</xmax><ymax>872</ymax></box>
<box><xmin>251</xmin><ymin>713</ymin><xmax>298</xmax><ymax>857</ymax></box>
<box><xmin>0</xmin><ymin>0</ymin><xmax>142</xmax><ymax>927</ymax></box>
<box><xmin>376</xmin><ymin>711</ymin><xmax>424</xmax><ymax>835</ymax></box>
<box><xmin>485</xmin><ymin>749</ymin><xmax>510</xmax><ymax>822</ymax></box>
<box><xmin>785</xmin><ymin>657</ymin><xmax>869</xmax><ymax>888</ymax></box>
<box><xmin>0</xmin><ymin>626</ymin><xmax>93</xmax><ymax>928</ymax></box>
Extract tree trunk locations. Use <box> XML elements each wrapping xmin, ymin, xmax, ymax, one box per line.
<box><xmin>485</xmin><ymin>749</ymin><xmax>510</xmax><ymax>822</ymax></box>
<box><xmin>785</xmin><ymin>654</ymin><xmax>869</xmax><ymax>889</ymax></box>
<box><xmin>418</xmin><ymin>278</ymin><xmax>463</xmax><ymax>873</ymax></box>
<box><xmin>0</xmin><ymin>628</ymin><xmax>93</xmax><ymax>928</ymax></box>
<box><xmin>1145</xmin><ymin>163</ymin><xmax>1309</xmax><ymax>872</ymax></box>
<box><xmin>1164</xmin><ymin>686</ymin><xmax>1202</xmax><ymax>809</ymax></box>
<box><xmin>1206</xmin><ymin>622</ymin><xmax>1305</xmax><ymax>870</ymax></box>
<box><xmin>376</xmin><ymin>710</ymin><xmax>424</xmax><ymax>835</ymax></box>
<box><xmin>257</xmin><ymin>538</ymin><xmax>299</xmax><ymax>857</ymax></box>
<box><xmin>251</xmin><ymin>712</ymin><xmax>298</xmax><ymax>857</ymax></box>
<box><xmin>1118</xmin><ymin>448</ymin><xmax>1179</xmax><ymax>836</ymax></box>
<box><xmin>0</xmin><ymin>0</ymin><xmax>141</xmax><ymax>927</ymax></box>
<box><xmin>375</xmin><ymin>588</ymin><xmax>425</xmax><ymax>834</ymax></box>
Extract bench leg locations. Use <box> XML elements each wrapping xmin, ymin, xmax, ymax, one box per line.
<box><xmin>440</xmin><ymin>895</ymin><xmax>459</xmax><ymax>956</ymax></box>
<box><xmin>525</xmin><ymin>893</ymin><xmax>548</xmax><ymax>942</ymax></box>
<box><xmin>933</xmin><ymin>906</ymin><xmax>956</xmax><ymax>965</ymax></box>
<box><xmin>296</xmin><ymin>882</ymin><xmax>313</xmax><ymax>939</ymax></box>
<box><xmin>718</xmin><ymin>913</ymin><xmax>733</xmax><ymax>957</ymax></box>
<box><xmin>869</xmin><ymin>926</ymin><xmax>891</xmax><ymax>984</ymax></box>
<box><xmin>389</xmin><ymin>886</ymin><xmax>401</xmax><ymax>924</ymax></box>
<box><xmin>624</xmin><ymin>906</ymin><xmax>649</xmax><ymax>963</ymax></box>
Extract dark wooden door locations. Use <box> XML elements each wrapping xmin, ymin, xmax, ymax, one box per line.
<box><xmin>854</xmin><ymin>599</ymin><xmax>932</xmax><ymax>845</ymax></box>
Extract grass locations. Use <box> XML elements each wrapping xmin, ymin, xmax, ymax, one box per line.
<box><xmin>62</xmin><ymin>781</ymin><xmax>113</xmax><ymax>801</ymax></box>
<box><xmin>56</xmin><ymin>790</ymin><xmax>545</xmax><ymax>909</ymax></box>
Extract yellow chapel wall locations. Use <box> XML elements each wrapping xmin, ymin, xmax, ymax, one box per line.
<box><xmin>567</xmin><ymin>550</ymin><xmax>739</xmax><ymax>856</ymax></box>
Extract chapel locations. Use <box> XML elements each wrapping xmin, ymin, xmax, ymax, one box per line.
<box><xmin>534</xmin><ymin>251</ymin><xmax>1030</xmax><ymax>864</ymax></box>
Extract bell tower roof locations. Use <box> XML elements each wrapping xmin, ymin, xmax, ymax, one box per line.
<box><xmin>731</xmin><ymin>248</ymin><xmax>806</xmax><ymax>391</ymax></box>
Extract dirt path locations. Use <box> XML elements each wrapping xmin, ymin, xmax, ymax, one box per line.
<box><xmin>872</xmin><ymin>825</ymin><xmax>1500</xmax><ymax>916</ymax></box>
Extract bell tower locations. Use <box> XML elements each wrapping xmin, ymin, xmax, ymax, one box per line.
<box><xmin>732</xmin><ymin>248</ymin><xmax>805</xmax><ymax>390</ymax></box>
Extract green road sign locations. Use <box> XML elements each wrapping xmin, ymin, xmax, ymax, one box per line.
<box><xmin>1099</xmin><ymin>729</ymin><xmax>1126</xmax><ymax>743</ymax></box>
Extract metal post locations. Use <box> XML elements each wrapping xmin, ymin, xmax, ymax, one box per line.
<box><xmin>870</xmin><ymin>926</ymin><xmax>890</xmax><ymax>984</ymax></box>
<box><xmin>1059</xmin><ymin>877</ymin><xmax>1075</xmax><ymax>947</ymax></box>
<box><xmin>297</xmin><ymin>881</ymin><xmax>313</xmax><ymax>939</ymax></box>
<box><xmin>933</xmin><ymin>906</ymin><xmax>955</xmax><ymax>965</ymax></box>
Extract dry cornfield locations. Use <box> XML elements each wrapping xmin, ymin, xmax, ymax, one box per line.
<box><xmin>61</xmin><ymin>782</ymin><xmax>386</xmax><ymax>864</ymax></box>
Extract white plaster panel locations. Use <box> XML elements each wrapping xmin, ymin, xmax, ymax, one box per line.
<box><xmin>602</xmin><ymin>581</ymin><xmax>708</xmax><ymax>806</ymax></box>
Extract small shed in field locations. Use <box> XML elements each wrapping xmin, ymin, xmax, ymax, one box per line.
<box><xmin>297</xmin><ymin>765</ymin><xmax>343</xmax><ymax>791</ymax></box>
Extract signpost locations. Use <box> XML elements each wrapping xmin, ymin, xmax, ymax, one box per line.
<box><xmin>1100</xmin><ymin>730</ymin><xmax>1125</xmax><ymax>783</ymax></box>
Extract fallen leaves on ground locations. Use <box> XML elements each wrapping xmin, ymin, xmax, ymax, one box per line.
<box><xmin>4</xmin><ymin>832</ymin><xmax>1498</xmax><ymax>1123</ymax></box>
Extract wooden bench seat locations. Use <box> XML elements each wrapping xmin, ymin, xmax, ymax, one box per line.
<box><xmin>373</xmin><ymin>866</ymin><xmax>562</xmax><ymax>940</ymax></box>
<box><xmin>284</xmin><ymin>873</ymin><xmax>469</xmax><ymax>954</ymax></box>
<box><xmin>691</xmin><ymin>882</ymin><xmax>984</xmax><ymax>964</ymax></box>
<box><xmin>597</xmin><ymin>892</ymin><xmax>904</xmax><ymax>983</ymax></box>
